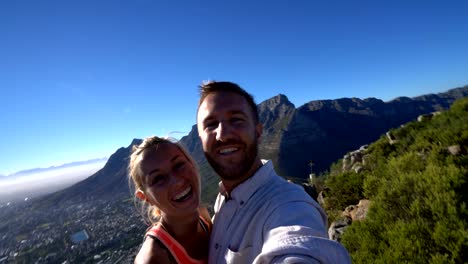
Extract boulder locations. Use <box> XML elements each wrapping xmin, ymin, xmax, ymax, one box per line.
<box><xmin>417</xmin><ymin>111</ymin><xmax>441</xmax><ymax>122</ymax></box>
<box><xmin>343</xmin><ymin>199</ymin><xmax>371</xmax><ymax>222</ymax></box>
<box><xmin>342</xmin><ymin>145</ymin><xmax>368</xmax><ymax>172</ymax></box>
<box><xmin>317</xmin><ymin>187</ymin><xmax>330</xmax><ymax>207</ymax></box>
<box><xmin>328</xmin><ymin>217</ymin><xmax>352</xmax><ymax>241</ymax></box>
<box><xmin>386</xmin><ymin>131</ymin><xmax>398</xmax><ymax>145</ymax></box>
<box><xmin>447</xmin><ymin>145</ymin><xmax>461</xmax><ymax>156</ymax></box>
<box><xmin>352</xmin><ymin>199</ymin><xmax>371</xmax><ymax>221</ymax></box>
<box><xmin>352</xmin><ymin>164</ymin><xmax>363</xmax><ymax>173</ymax></box>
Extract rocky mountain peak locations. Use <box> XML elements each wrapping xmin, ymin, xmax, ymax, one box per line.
<box><xmin>272</xmin><ymin>93</ymin><xmax>292</xmax><ymax>104</ymax></box>
<box><xmin>258</xmin><ymin>94</ymin><xmax>295</xmax><ymax>111</ymax></box>
<box><xmin>258</xmin><ymin>94</ymin><xmax>296</xmax><ymax>126</ymax></box>
<box><xmin>130</xmin><ymin>138</ymin><xmax>143</xmax><ymax>147</ymax></box>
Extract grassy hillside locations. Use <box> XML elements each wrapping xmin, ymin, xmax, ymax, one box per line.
<box><xmin>322</xmin><ymin>98</ymin><xmax>468</xmax><ymax>263</ymax></box>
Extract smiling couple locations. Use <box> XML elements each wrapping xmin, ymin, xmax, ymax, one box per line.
<box><xmin>128</xmin><ymin>81</ymin><xmax>351</xmax><ymax>264</ymax></box>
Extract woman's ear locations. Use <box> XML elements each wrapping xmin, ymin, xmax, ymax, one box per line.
<box><xmin>135</xmin><ymin>189</ymin><xmax>147</xmax><ymax>201</ymax></box>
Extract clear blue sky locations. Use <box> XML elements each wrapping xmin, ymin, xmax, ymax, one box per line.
<box><xmin>1</xmin><ymin>0</ymin><xmax>468</xmax><ymax>175</ymax></box>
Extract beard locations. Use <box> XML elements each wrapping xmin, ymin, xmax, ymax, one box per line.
<box><xmin>205</xmin><ymin>137</ymin><xmax>259</xmax><ymax>181</ymax></box>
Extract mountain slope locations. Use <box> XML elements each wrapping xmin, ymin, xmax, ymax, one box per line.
<box><xmin>275</xmin><ymin>85</ymin><xmax>468</xmax><ymax>177</ymax></box>
<box><xmin>38</xmin><ymin>139</ymin><xmax>142</xmax><ymax>205</ymax></box>
<box><xmin>323</xmin><ymin>97</ymin><xmax>468</xmax><ymax>263</ymax></box>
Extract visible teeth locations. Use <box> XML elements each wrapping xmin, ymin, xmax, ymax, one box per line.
<box><xmin>174</xmin><ymin>186</ymin><xmax>191</xmax><ymax>200</ymax></box>
<box><xmin>219</xmin><ymin>147</ymin><xmax>237</xmax><ymax>154</ymax></box>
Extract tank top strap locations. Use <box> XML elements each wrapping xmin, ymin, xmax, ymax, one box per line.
<box><xmin>198</xmin><ymin>216</ymin><xmax>211</xmax><ymax>235</ymax></box>
<box><xmin>145</xmin><ymin>224</ymin><xmax>206</xmax><ymax>264</ymax></box>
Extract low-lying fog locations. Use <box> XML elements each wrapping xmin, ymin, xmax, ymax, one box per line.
<box><xmin>0</xmin><ymin>161</ymin><xmax>106</xmax><ymax>205</ymax></box>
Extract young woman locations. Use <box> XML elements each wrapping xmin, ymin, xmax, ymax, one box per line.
<box><xmin>128</xmin><ymin>136</ymin><xmax>211</xmax><ymax>264</ymax></box>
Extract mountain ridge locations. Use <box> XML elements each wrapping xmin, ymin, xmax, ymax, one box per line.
<box><xmin>35</xmin><ymin>84</ymin><xmax>468</xmax><ymax>205</ymax></box>
<box><xmin>6</xmin><ymin>158</ymin><xmax>108</xmax><ymax>178</ymax></box>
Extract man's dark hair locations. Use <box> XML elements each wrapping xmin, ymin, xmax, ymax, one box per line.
<box><xmin>197</xmin><ymin>81</ymin><xmax>259</xmax><ymax>123</ymax></box>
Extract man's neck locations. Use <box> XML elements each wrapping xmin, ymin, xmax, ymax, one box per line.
<box><xmin>222</xmin><ymin>159</ymin><xmax>263</xmax><ymax>195</ymax></box>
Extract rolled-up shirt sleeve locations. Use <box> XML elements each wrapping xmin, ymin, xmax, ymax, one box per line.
<box><xmin>255</xmin><ymin>225</ymin><xmax>351</xmax><ymax>263</ymax></box>
<box><xmin>253</xmin><ymin>202</ymin><xmax>351</xmax><ymax>264</ymax></box>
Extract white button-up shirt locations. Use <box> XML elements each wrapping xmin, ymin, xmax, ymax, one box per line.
<box><xmin>209</xmin><ymin>160</ymin><xmax>351</xmax><ymax>264</ymax></box>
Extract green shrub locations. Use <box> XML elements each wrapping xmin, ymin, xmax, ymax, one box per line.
<box><xmin>325</xmin><ymin>98</ymin><xmax>468</xmax><ymax>263</ymax></box>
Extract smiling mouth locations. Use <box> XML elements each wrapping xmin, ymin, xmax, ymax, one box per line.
<box><xmin>172</xmin><ymin>186</ymin><xmax>193</xmax><ymax>202</ymax></box>
<box><xmin>218</xmin><ymin>147</ymin><xmax>238</xmax><ymax>155</ymax></box>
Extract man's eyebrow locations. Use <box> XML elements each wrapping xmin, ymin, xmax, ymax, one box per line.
<box><xmin>230</xmin><ymin>110</ymin><xmax>248</xmax><ymax>116</ymax></box>
<box><xmin>202</xmin><ymin>116</ymin><xmax>215</xmax><ymax>124</ymax></box>
<box><xmin>203</xmin><ymin>110</ymin><xmax>247</xmax><ymax>121</ymax></box>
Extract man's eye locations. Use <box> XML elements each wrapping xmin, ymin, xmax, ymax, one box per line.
<box><xmin>231</xmin><ymin>117</ymin><xmax>244</xmax><ymax>124</ymax></box>
<box><xmin>205</xmin><ymin>121</ymin><xmax>218</xmax><ymax>130</ymax></box>
<box><xmin>174</xmin><ymin>161</ymin><xmax>186</xmax><ymax>170</ymax></box>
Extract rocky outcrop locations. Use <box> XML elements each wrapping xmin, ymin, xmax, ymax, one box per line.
<box><xmin>317</xmin><ymin>187</ymin><xmax>330</xmax><ymax>207</ymax></box>
<box><xmin>328</xmin><ymin>217</ymin><xmax>352</xmax><ymax>241</ymax></box>
<box><xmin>342</xmin><ymin>145</ymin><xmax>368</xmax><ymax>173</ymax></box>
<box><xmin>417</xmin><ymin>111</ymin><xmax>441</xmax><ymax>122</ymax></box>
<box><xmin>386</xmin><ymin>131</ymin><xmax>398</xmax><ymax>145</ymax></box>
<box><xmin>342</xmin><ymin>199</ymin><xmax>371</xmax><ymax>221</ymax></box>
<box><xmin>329</xmin><ymin>199</ymin><xmax>371</xmax><ymax>241</ymax></box>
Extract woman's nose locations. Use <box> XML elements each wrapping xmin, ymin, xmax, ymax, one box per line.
<box><xmin>169</xmin><ymin>171</ymin><xmax>184</xmax><ymax>186</ymax></box>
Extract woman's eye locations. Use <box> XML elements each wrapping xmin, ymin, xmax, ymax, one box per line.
<box><xmin>174</xmin><ymin>161</ymin><xmax>186</xmax><ymax>170</ymax></box>
<box><xmin>150</xmin><ymin>174</ymin><xmax>167</xmax><ymax>186</ymax></box>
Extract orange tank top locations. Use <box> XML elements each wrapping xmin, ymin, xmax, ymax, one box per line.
<box><xmin>145</xmin><ymin>217</ymin><xmax>210</xmax><ymax>264</ymax></box>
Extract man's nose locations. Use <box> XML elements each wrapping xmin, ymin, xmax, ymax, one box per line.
<box><xmin>215</xmin><ymin>122</ymin><xmax>231</xmax><ymax>142</ymax></box>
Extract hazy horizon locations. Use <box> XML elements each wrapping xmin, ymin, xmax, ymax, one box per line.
<box><xmin>0</xmin><ymin>159</ymin><xmax>107</xmax><ymax>204</ymax></box>
<box><xmin>2</xmin><ymin>157</ymin><xmax>108</xmax><ymax>177</ymax></box>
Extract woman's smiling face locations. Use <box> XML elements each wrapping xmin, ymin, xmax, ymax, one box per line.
<box><xmin>136</xmin><ymin>142</ymin><xmax>200</xmax><ymax>218</ymax></box>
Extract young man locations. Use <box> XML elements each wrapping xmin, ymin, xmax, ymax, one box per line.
<box><xmin>196</xmin><ymin>81</ymin><xmax>351</xmax><ymax>263</ymax></box>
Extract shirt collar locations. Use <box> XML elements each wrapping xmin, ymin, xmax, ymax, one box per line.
<box><xmin>218</xmin><ymin>160</ymin><xmax>274</xmax><ymax>204</ymax></box>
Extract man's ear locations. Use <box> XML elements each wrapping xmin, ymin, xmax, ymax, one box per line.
<box><xmin>135</xmin><ymin>189</ymin><xmax>147</xmax><ymax>201</ymax></box>
<box><xmin>255</xmin><ymin>123</ymin><xmax>263</xmax><ymax>140</ymax></box>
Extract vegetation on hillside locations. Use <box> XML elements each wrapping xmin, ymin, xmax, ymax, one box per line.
<box><xmin>322</xmin><ymin>98</ymin><xmax>468</xmax><ymax>263</ymax></box>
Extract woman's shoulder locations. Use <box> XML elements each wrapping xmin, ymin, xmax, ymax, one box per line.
<box><xmin>134</xmin><ymin>236</ymin><xmax>176</xmax><ymax>264</ymax></box>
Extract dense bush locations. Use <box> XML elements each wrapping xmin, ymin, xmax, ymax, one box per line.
<box><xmin>322</xmin><ymin>171</ymin><xmax>365</xmax><ymax>223</ymax></box>
<box><xmin>324</xmin><ymin>98</ymin><xmax>468</xmax><ymax>263</ymax></box>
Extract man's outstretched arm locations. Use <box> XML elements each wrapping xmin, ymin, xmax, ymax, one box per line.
<box><xmin>254</xmin><ymin>201</ymin><xmax>351</xmax><ymax>264</ymax></box>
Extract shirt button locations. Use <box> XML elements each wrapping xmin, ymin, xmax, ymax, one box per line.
<box><xmin>215</xmin><ymin>243</ymin><xmax>219</xmax><ymax>249</ymax></box>
<box><xmin>240</xmin><ymin>201</ymin><xmax>244</xmax><ymax>205</ymax></box>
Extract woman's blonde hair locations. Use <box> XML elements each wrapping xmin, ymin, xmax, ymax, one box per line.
<box><xmin>128</xmin><ymin>136</ymin><xmax>200</xmax><ymax>225</ymax></box>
